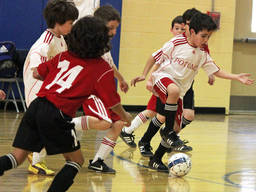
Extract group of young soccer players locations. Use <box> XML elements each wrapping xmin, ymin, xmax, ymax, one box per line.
<box><xmin>0</xmin><ymin>0</ymin><xmax>254</xmax><ymax>191</ymax></box>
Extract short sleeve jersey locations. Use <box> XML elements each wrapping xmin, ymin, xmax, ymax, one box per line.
<box><xmin>37</xmin><ymin>51</ymin><xmax>120</xmax><ymax>117</ymax></box>
<box><xmin>23</xmin><ymin>30</ymin><xmax>67</xmax><ymax>106</ymax></box>
<box><xmin>152</xmin><ymin>34</ymin><xmax>219</xmax><ymax>97</ymax></box>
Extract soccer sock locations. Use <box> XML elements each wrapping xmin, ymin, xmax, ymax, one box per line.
<box><xmin>153</xmin><ymin>141</ymin><xmax>168</xmax><ymax>160</ymax></box>
<box><xmin>72</xmin><ymin>116</ymin><xmax>89</xmax><ymax>131</ymax></box>
<box><xmin>181</xmin><ymin>116</ymin><xmax>192</xmax><ymax>129</ymax></box>
<box><xmin>123</xmin><ymin>112</ymin><xmax>148</xmax><ymax>134</ymax></box>
<box><xmin>0</xmin><ymin>154</ymin><xmax>18</xmax><ymax>176</ymax></box>
<box><xmin>92</xmin><ymin>137</ymin><xmax>116</xmax><ymax>163</ymax></box>
<box><xmin>47</xmin><ymin>161</ymin><xmax>81</xmax><ymax>192</ymax></box>
<box><xmin>162</xmin><ymin>103</ymin><xmax>177</xmax><ymax>135</ymax></box>
<box><xmin>32</xmin><ymin>149</ymin><xmax>46</xmax><ymax>165</ymax></box>
<box><xmin>140</xmin><ymin>116</ymin><xmax>163</xmax><ymax>143</ymax></box>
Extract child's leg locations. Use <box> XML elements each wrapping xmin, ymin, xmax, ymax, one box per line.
<box><xmin>47</xmin><ymin>149</ymin><xmax>84</xmax><ymax>192</ymax></box>
<box><xmin>120</xmin><ymin>95</ymin><xmax>158</xmax><ymax>148</ymax></box>
<box><xmin>89</xmin><ymin>120</ymin><xmax>124</xmax><ymax>173</ymax></box>
<box><xmin>123</xmin><ymin>109</ymin><xmax>155</xmax><ymax>134</ymax></box>
<box><xmin>0</xmin><ymin>148</ymin><xmax>29</xmax><ymax>176</ymax></box>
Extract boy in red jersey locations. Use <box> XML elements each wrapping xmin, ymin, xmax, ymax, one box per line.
<box><xmin>0</xmin><ymin>89</ymin><xmax>5</xmax><ymax>100</ymax></box>
<box><xmin>23</xmin><ymin>0</ymin><xmax>79</xmax><ymax>176</ymax></box>
<box><xmin>0</xmin><ymin>16</ymin><xmax>131</xmax><ymax>192</ymax></box>
<box><xmin>147</xmin><ymin>13</ymin><xmax>253</xmax><ymax>172</ymax></box>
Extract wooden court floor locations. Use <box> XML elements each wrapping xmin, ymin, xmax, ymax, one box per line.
<box><xmin>0</xmin><ymin>111</ymin><xmax>256</xmax><ymax>192</ymax></box>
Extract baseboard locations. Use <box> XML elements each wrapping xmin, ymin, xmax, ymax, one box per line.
<box><xmin>123</xmin><ymin>105</ymin><xmax>225</xmax><ymax>114</ymax></box>
<box><xmin>230</xmin><ymin>96</ymin><xmax>256</xmax><ymax>111</ymax></box>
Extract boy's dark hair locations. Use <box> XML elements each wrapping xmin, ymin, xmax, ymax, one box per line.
<box><xmin>66</xmin><ymin>16</ymin><xmax>110</xmax><ymax>59</ymax></box>
<box><xmin>43</xmin><ymin>0</ymin><xmax>78</xmax><ymax>28</ymax></box>
<box><xmin>94</xmin><ymin>5</ymin><xmax>121</xmax><ymax>24</ymax></box>
<box><xmin>182</xmin><ymin>8</ymin><xmax>201</xmax><ymax>23</ymax></box>
<box><xmin>171</xmin><ymin>15</ymin><xmax>184</xmax><ymax>28</ymax></box>
<box><xmin>189</xmin><ymin>13</ymin><xmax>217</xmax><ymax>34</ymax></box>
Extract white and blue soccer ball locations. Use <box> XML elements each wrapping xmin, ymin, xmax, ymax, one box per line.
<box><xmin>168</xmin><ymin>153</ymin><xmax>191</xmax><ymax>177</ymax></box>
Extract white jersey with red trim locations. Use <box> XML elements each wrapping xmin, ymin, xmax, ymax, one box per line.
<box><xmin>102</xmin><ymin>51</ymin><xmax>114</xmax><ymax>67</ymax></box>
<box><xmin>152</xmin><ymin>34</ymin><xmax>219</xmax><ymax>97</ymax></box>
<box><xmin>23</xmin><ymin>30</ymin><xmax>67</xmax><ymax>106</ymax></box>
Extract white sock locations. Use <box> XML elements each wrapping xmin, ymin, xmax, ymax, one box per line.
<box><xmin>72</xmin><ymin>116</ymin><xmax>90</xmax><ymax>140</ymax></box>
<box><xmin>123</xmin><ymin>112</ymin><xmax>148</xmax><ymax>134</ymax></box>
<box><xmin>32</xmin><ymin>149</ymin><xmax>46</xmax><ymax>165</ymax></box>
<box><xmin>92</xmin><ymin>137</ymin><xmax>116</xmax><ymax>163</ymax></box>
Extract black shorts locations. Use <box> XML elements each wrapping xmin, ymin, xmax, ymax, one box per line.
<box><xmin>13</xmin><ymin>97</ymin><xmax>80</xmax><ymax>155</ymax></box>
<box><xmin>183</xmin><ymin>84</ymin><xmax>194</xmax><ymax>110</ymax></box>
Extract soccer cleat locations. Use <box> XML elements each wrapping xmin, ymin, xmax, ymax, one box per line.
<box><xmin>120</xmin><ymin>130</ymin><xmax>137</xmax><ymax>148</ymax></box>
<box><xmin>173</xmin><ymin>144</ymin><xmax>193</xmax><ymax>152</ymax></box>
<box><xmin>27</xmin><ymin>153</ymin><xmax>33</xmax><ymax>164</ymax></box>
<box><xmin>160</xmin><ymin>129</ymin><xmax>184</xmax><ymax>148</ymax></box>
<box><xmin>148</xmin><ymin>156</ymin><xmax>168</xmax><ymax>173</ymax></box>
<box><xmin>28</xmin><ymin>161</ymin><xmax>55</xmax><ymax>176</ymax></box>
<box><xmin>138</xmin><ymin>140</ymin><xmax>153</xmax><ymax>157</ymax></box>
<box><xmin>88</xmin><ymin>158</ymin><xmax>116</xmax><ymax>174</ymax></box>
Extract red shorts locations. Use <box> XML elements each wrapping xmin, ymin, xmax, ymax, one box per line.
<box><xmin>82</xmin><ymin>95</ymin><xmax>120</xmax><ymax>123</ymax></box>
<box><xmin>146</xmin><ymin>94</ymin><xmax>157</xmax><ymax>112</ymax></box>
<box><xmin>154</xmin><ymin>77</ymin><xmax>183</xmax><ymax>127</ymax></box>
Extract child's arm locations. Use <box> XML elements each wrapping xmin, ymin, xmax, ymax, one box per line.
<box><xmin>131</xmin><ymin>55</ymin><xmax>155</xmax><ymax>87</ymax></box>
<box><xmin>0</xmin><ymin>90</ymin><xmax>6</xmax><ymax>100</ymax></box>
<box><xmin>112</xmin><ymin>64</ymin><xmax>129</xmax><ymax>93</ymax></box>
<box><xmin>214</xmin><ymin>70</ymin><xmax>254</xmax><ymax>85</ymax></box>
<box><xmin>32</xmin><ymin>67</ymin><xmax>44</xmax><ymax>80</ymax></box>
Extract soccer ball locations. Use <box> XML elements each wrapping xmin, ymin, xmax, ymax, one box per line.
<box><xmin>168</xmin><ymin>153</ymin><xmax>191</xmax><ymax>177</ymax></box>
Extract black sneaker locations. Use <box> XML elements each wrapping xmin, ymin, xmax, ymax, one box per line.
<box><xmin>88</xmin><ymin>158</ymin><xmax>116</xmax><ymax>174</ymax></box>
<box><xmin>138</xmin><ymin>140</ymin><xmax>153</xmax><ymax>157</ymax></box>
<box><xmin>120</xmin><ymin>130</ymin><xmax>137</xmax><ymax>148</ymax></box>
<box><xmin>148</xmin><ymin>156</ymin><xmax>168</xmax><ymax>173</ymax></box>
<box><xmin>160</xmin><ymin>129</ymin><xmax>184</xmax><ymax>148</ymax></box>
<box><xmin>173</xmin><ymin>144</ymin><xmax>193</xmax><ymax>152</ymax></box>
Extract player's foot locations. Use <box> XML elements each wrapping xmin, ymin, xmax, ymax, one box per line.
<box><xmin>120</xmin><ymin>130</ymin><xmax>137</xmax><ymax>148</ymax></box>
<box><xmin>173</xmin><ymin>144</ymin><xmax>193</xmax><ymax>152</ymax></box>
<box><xmin>88</xmin><ymin>158</ymin><xmax>116</xmax><ymax>174</ymax></box>
<box><xmin>138</xmin><ymin>140</ymin><xmax>153</xmax><ymax>157</ymax></box>
<box><xmin>28</xmin><ymin>161</ymin><xmax>55</xmax><ymax>176</ymax></box>
<box><xmin>148</xmin><ymin>156</ymin><xmax>168</xmax><ymax>173</ymax></box>
<box><xmin>160</xmin><ymin>129</ymin><xmax>184</xmax><ymax>148</ymax></box>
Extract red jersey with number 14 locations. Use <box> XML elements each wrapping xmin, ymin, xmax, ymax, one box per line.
<box><xmin>37</xmin><ymin>51</ymin><xmax>120</xmax><ymax>117</ymax></box>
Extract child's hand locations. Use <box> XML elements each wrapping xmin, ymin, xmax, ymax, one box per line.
<box><xmin>119</xmin><ymin>80</ymin><xmax>129</xmax><ymax>93</ymax></box>
<box><xmin>237</xmin><ymin>73</ymin><xmax>254</xmax><ymax>85</ymax></box>
<box><xmin>130</xmin><ymin>76</ymin><xmax>145</xmax><ymax>87</ymax></box>
<box><xmin>123</xmin><ymin>112</ymin><xmax>133</xmax><ymax>127</ymax></box>
<box><xmin>0</xmin><ymin>90</ymin><xmax>6</xmax><ymax>100</ymax></box>
<box><xmin>208</xmin><ymin>74</ymin><xmax>215</xmax><ymax>85</ymax></box>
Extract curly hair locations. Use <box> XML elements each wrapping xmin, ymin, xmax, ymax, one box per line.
<box><xmin>66</xmin><ymin>16</ymin><xmax>111</xmax><ymax>59</ymax></box>
<box><xmin>43</xmin><ymin>0</ymin><xmax>78</xmax><ymax>28</ymax></box>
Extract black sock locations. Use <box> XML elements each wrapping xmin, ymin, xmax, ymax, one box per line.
<box><xmin>47</xmin><ymin>161</ymin><xmax>81</xmax><ymax>192</ymax></box>
<box><xmin>153</xmin><ymin>143</ymin><xmax>168</xmax><ymax>160</ymax></box>
<box><xmin>140</xmin><ymin>116</ymin><xmax>163</xmax><ymax>143</ymax></box>
<box><xmin>181</xmin><ymin>116</ymin><xmax>192</xmax><ymax>129</ymax></box>
<box><xmin>163</xmin><ymin>103</ymin><xmax>177</xmax><ymax>135</ymax></box>
<box><xmin>0</xmin><ymin>154</ymin><xmax>17</xmax><ymax>176</ymax></box>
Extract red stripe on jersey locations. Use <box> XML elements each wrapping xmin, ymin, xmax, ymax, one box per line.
<box><xmin>97</xmin><ymin>69</ymin><xmax>113</xmax><ymax>82</ymax></box>
<box><xmin>173</xmin><ymin>39</ymin><xmax>187</xmax><ymax>46</ymax></box>
<box><xmin>174</xmin><ymin>42</ymin><xmax>187</xmax><ymax>47</ymax></box>
<box><xmin>26</xmin><ymin>80</ymin><xmax>39</xmax><ymax>104</ymax></box>
<box><xmin>43</xmin><ymin>31</ymin><xmax>50</xmax><ymax>43</ymax></box>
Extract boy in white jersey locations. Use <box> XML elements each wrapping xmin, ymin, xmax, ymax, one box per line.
<box><xmin>120</xmin><ymin>15</ymin><xmax>193</xmax><ymax>154</ymax></box>
<box><xmin>23</xmin><ymin>0</ymin><xmax>78</xmax><ymax>175</ymax></box>
<box><xmin>147</xmin><ymin>12</ymin><xmax>253</xmax><ymax>172</ymax></box>
<box><xmin>0</xmin><ymin>89</ymin><xmax>6</xmax><ymax>100</ymax></box>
